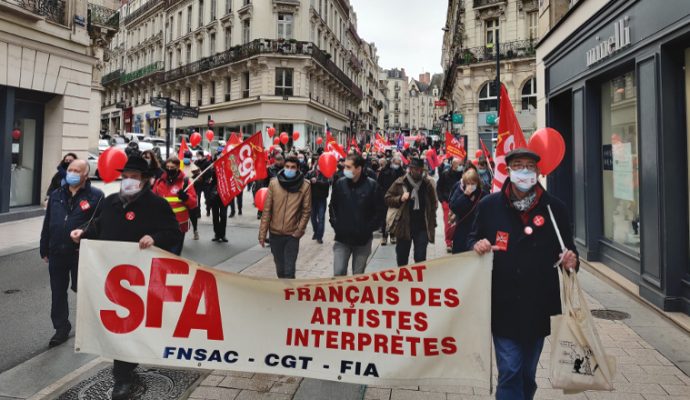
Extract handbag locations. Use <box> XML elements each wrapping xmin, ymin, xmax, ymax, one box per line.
<box><xmin>549</xmin><ymin>260</ymin><xmax>616</xmax><ymax>393</ymax></box>
<box><xmin>385</xmin><ymin>187</ymin><xmax>407</xmax><ymax>233</ymax></box>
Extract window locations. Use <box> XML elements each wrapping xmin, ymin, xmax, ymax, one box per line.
<box><xmin>527</xmin><ymin>11</ymin><xmax>538</xmax><ymax>40</ymax></box>
<box><xmin>226</xmin><ymin>0</ymin><xmax>231</xmax><ymax>13</ymax></box>
<box><xmin>197</xmin><ymin>39</ymin><xmax>203</xmax><ymax>59</ymax></box>
<box><xmin>225</xmin><ymin>27</ymin><xmax>232</xmax><ymax>50</ymax></box>
<box><xmin>242</xmin><ymin>71</ymin><xmax>250</xmax><ymax>98</ymax></box>
<box><xmin>210</xmin><ymin>81</ymin><xmax>216</xmax><ymax>104</ymax></box>
<box><xmin>210</xmin><ymin>33</ymin><xmax>216</xmax><ymax>54</ymax></box>
<box><xmin>199</xmin><ymin>0</ymin><xmax>204</xmax><ymax>27</ymax></box>
<box><xmin>275</xmin><ymin>68</ymin><xmax>294</xmax><ymax>96</ymax></box>
<box><xmin>177</xmin><ymin>11</ymin><xmax>182</xmax><ymax>37</ymax></box>
<box><xmin>169</xmin><ymin>16</ymin><xmax>173</xmax><ymax>39</ymax></box>
<box><xmin>602</xmin><ymin>71</ymin><xmax>639</xmax><ymax>251</ymax></box>
<box><xmin>186</xmin><ymin>43</ymin><xmax>191</xmax><ymax>64</ymax></box>
<box><xmin>278</xmin><ymin>14</ymin><xmax>293</xmax><ymax>39</ymax></box>
<box><xmin>485</xmin><ymin>19</ymin><xmax>499</xmax><ymax>47</ymax></box>
<box><xmin>242</xmin><ymin>19</ymin><xmax>250</xmax><ymax>44</ymax></box>
<box><xmin>478</xmin><ymin>81</ymin><xmax>498</xmax><ymax>112</ymax></box>
<box><xmin>167</xmin><ymin>50</ymin><xmax>173</xmax><ymax>69</ymax></box>
<box><xmin>521</xmin><ymin>77</ymin><xmax>537</xmax><ymax>110</ymax></box>
<box><xmin>243</xmin><ymin>0</ymin><xmax>251</xmax><ymax>5</ymax></box>
<box><xmin>211</xmin><ymin>0</ymin><xmax>216</xmax><ymax>21</ymax></box>
<box><xmin>197</xmin><ymin>84</ymin><xmax>203</xmax><ymax>106</ymax></box>
<box><xmin>186</xmin><ymin>87</ymin><xmax>191</xmax><ymax>107</ymax></box>
<box><xmin>225</xmin><ymin>77</ymin><xmax>231</xmax><ymax>101</ymax></box>
<box><xmin>187</xmin><ymin>6</ymin><xmax>192</xmax><ymax>32</ymax></box>
<box><xmin>177</xmin><ymin>48</ymin><xmax>182</xmax><ymax>65</ymax></box>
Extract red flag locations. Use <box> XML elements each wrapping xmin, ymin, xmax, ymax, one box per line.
<box><xmin>374</xmin><ymin>133</ymin><xmax>386</xmax><ymax>153</ymax></box>
<box><xmin>480</xmin><ymin>138</ymin><xmax>492</xmax><ymax>160</ymax></box>
<box><xmin>444</xmin><ymin>132</ymin><xmax>467</xmax><ymax>160</ymax></box>
<box><xmin>426</xmin><ymin>147</ymin><xmax>441</xmax><ymax>170</ymax></box>
<box><xmin>326</xmin><ymin>131</ymin><xmax>346</xmax><ymax>158</ymax></box>
<box><xmin>178</xmin><ymin>137</ymin><xmax>189</xmax><ymax>169</ymax></box>
<box><xmin>215</xmin><ymin>132</ymin><xmax>268</xmax><ymax>206</ymax></box>
<box><xmin>492</xmin><ymin>84</ymin><xmax>527</xmax><ymax>192</ymax></box>
<box><xmin>400</xmin><ymin>153</ymin><xmax>410</xmax><ymax>165</ymax></box>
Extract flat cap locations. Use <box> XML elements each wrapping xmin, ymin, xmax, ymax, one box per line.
<box><xmin>505</xmin><ymin>148</ymin><xmax>541</xmax><ymax>164</ymax></box>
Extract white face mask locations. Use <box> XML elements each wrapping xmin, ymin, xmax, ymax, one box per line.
<box><xmin>510</xmin><ymin>169</ymin><xmax>538</xmax><ymax>192</ymax></box>
<box><xmin>465</xmin><ymin>184</ymin><xmax>477</xmax><ymax>193</ymax></box>
<box><xmin>120</xmin><ymin>178</ymin><xmax>142</xmax><ymax>196</ymax></box>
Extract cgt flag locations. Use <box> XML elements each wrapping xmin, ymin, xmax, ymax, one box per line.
<box><xmin>75</xmin><ymin>240</ymin><xmax>493</xmax><ymax>387</ymax></box>
<box><xmin>215</xmin><ymin>132</ymin><xmax>267</xmax><ymax>206</ymax></box>
<box><xmin>326</xmin><ymin>131</ymin><xmax>347</xmax><ymax>159</ymax></box>
<box><xmin>492</xmin><ymin>83</ymin><xmax>527</xmax><ymax>192</ymax></box>
<box><xmin>445</xmin><ymin>132</ymin><xmax>467</xmax><ymax>160</ymax></box>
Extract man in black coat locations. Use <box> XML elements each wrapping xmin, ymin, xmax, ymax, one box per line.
<box><xmin>306</xmin><ymin>163</ymin><xmax>331</xmax><ymax>244</ymax></box>
<box><xmin>40</xmin><ymin>159</ymin><xmax>104</xmax><ymax>347</ymax></box>
<box><xmin>436</xmin><ymin>157</ymin><xmax>464</xmax><ymax>252</ymax></box>
<box><xmin>70</xmin><ymin>155</ymin><xmax>182</xmax><ymax>400</ymax></box>
<box><xmin>376</xmin><ymin>155</ymin><xmax>404</xmax><ymax>244</ymax></box>
<box><xmin>329</xmin><ymin>154</ymin><xmax>385</xmax><ymax>276</ymax></box>
<box><xmin>470</xmin><ymin>148</ymin><xmax>579</xmax><ymax>400</ymax></box>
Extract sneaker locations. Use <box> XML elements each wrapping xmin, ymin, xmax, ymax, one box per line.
<box><xmin>193</xmin><ymin>231</ymin><xmax>199</xmax><ymax>240</ymax></box>
<box><xmin>381</xmin><ymin>237</ymin><xmax>388</xmax><ymax>246</ymax></box>
<box><xmin>446</xmin><ymin>246</ymin><xmax>453</xmax><ymax>253</ymax></box>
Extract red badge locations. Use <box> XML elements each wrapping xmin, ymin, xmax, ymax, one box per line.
<box><xmin>533</xmin><ymin>215</ymin><xmax>545</xmax><ymax>227</ymax></box>
<box><xmin>524</xmin><ymin>226</ymin><xmax>534</xmax><ymax>235</ymax></box>
<box><xmin>79</xmin><ymin>200</ymin><xmax>90</xmax><ymax>211</ymax></box>
<box><xmin>125</xmin><ymin>211</ymin><xmax>136</xmax><ymax>221</ymax></box>
<box><xmin>495</xmin><ymin>231</ymin><xmax>510</xmax><ymax>251</ymax></box>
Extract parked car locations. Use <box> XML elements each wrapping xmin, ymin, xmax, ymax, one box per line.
<box><xmin>87</xmin><ymin>153</ymin><xmax>100</xmax><ymax>179</ymax></box>
<box><xmin>98</xmin><ymin>139</ymin><xmax>110</xmax><ymax>154</ymax></box>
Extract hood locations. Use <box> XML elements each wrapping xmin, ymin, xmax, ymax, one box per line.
<box><xmin>277</xmin><ymin>170</ymin><xmax>305</xmax><ymax>193</ymax></box>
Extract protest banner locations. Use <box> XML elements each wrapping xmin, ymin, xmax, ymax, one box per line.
<box><xmin>445</xmin><ymin>132</ymin><xmax>467</xmax><ymax>160</ymax></box>
<box><xmin>75</xmin><ymin>240</ymin><xmax>492</xmax><ymax>387</ymax></box>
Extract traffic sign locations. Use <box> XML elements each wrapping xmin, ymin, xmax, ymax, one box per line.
<box><xmin>434</xmin><ymin>100</ymin><xmax>447</xmax><ymax>107</ymax></box>
<box><xmin>452</xmin><ymin>113</ymin><xmax>464</xmax><ymax>124</ymax></box>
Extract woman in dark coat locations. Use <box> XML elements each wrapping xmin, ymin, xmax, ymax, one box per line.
<box><xmin>448</xmin><ymin>168</ymin><xmax>485</xmax><ymax>253</ymax></box>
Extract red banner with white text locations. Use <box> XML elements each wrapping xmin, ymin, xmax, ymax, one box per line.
<box><xmin>215</xmin><ymin>132</ymin><xmax>267</xmax><ymax>206</ymax></box>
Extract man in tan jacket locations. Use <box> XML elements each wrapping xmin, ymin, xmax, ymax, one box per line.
<box><xmin>259</xmin><ymin>155</ymin><xmax>311</xmax><ymax>278</ymax></box>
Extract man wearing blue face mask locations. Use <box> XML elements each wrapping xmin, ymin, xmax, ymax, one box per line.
<box><xmin>469</xmin><ymin>148</ymin><xmax>579</xmax><ymax>400</ymax></box>
<box><xmin>40</xmin><ymin>159</ymin><xmax>104</xmax><ymax>348</ymax></box>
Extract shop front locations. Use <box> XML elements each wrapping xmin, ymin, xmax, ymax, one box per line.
<box><xmin>542</xmin><ymin>0</ymin><xmax>690</xmax><ymax>313</ymax></box>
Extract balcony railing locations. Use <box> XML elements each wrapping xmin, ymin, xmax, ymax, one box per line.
<box><xmin>162</xmin><ymin>39</ymin><xmax>363</xmax><ymax>101</ymax></box>
<box><xmin>121</xmin><ymin>61</ymin><xmax>163</xmax><ymax>84</ymax></box>
<box><xmin>101</xmin><ymin>69</ymin><xmax>122</xmax><ymax>85</ymax></box>
<box><xmin>123</xmin><ymin>0</ymin><xmax>162</xmax><ymax>26</ymax></box>
<box><xmin>456</xmin><ymin>39</ymin><xmax>536</xmax><ymax>66</ymax></box>
<box><xmin>473</xmin><ymin>0</ymin><xmax>506</xmax><ymax>8</ymax></box>
<box><xmin>11</xmin><ymin>0</ymin><xmax>66</xmax><ymax>25</ymax></box>
<box><xmin>88</xmin><ymin>2</ymin><xmax>119</xmax><ymax>30</ymax></box>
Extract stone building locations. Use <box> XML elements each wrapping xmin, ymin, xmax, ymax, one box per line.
<box><xmin>440</xmin><ymin>0</ymin><xmax>539</xmax><ymax>155</ymax></box>
<box><xmin>0</xmin><ymin>0</ymin><xmax>118</xmax><ymax>217</ymax></box>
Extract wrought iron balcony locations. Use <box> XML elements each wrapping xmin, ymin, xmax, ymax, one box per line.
<box><xmin>473</xmin><ymin>0</ymin><xmax>506</xmax><ymax>8</ymax></box>
<box><xmin>121</xmin><ymin>61</ymin><xmax>163</xmax><ymax>85</ymax></box>
<box><xmin>88</xmin><ymin>2</ymin><xmax>119</xmax><ymax>30</ymax></box>
<box><xmin>162</xmin><ymin>39</ymin><xmax>363</xmax><ymax>101</ymax></box>
<box><xmin>101</xmin><ymin>69</ymin><xmax>121</xmax><ymax>85</ymax></box>
<box><xmin>7</xmin><ymin>0</ymin><xmax>66</xmax><ymax>25</ymax></box>
<box><xmin>123</xmin><ymin>0</ymin><xmax>162</xmax><ymax>26</ymax></box>
<box><xmin>455</xmin><ymin>39</ymin><xmax>536</xmax><ymax>66</ymax></box>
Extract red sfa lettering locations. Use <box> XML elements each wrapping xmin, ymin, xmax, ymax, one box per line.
<box><xmin>99</xmin><ymin>258</ymin><xmax>224</xmax><ymax>340</ymax></box>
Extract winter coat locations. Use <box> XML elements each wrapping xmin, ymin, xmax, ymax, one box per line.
<box><xmin>83</xmin><ymin>188</ymin><xmax>182</xmax><ymax>252</ymax></box>
<box><xmin>306</xmin><ymin>168</ymin><xmax>332</xmax><ymax>200</ymax></box>
<box><xmin>448</xmin><ymin>181</ymin><xmax>484</xmax><ymax>253</ymax></box>
<box><xmin>384</xmin><ymin>175</ymin><xmax>438</xmax><ymax>242</ymax></box>
<box><xmin>46</xmin><ymin>166</ymin><xmax>67</xmax><ymax>197</ymax></box>
<box><xmin>329</xmin><ymin>175</ymin><xmax>385</xmax><ymax>246</ymax></box>
<box><xmin>467</xmin><ymin>179</ymin><xmax>579</xmax><ymax>340</ymax></box>
<box><xmin>152</xmin><ymin>170</ymin><xmax>198</xmax><ymax>233</ymax></box>
<box><xmin>436</xmin><ymin>168</ymin><xmax>463</xmax><ymax>203</ymax></box>
<box><xmin>377</xmin><ymin>166</ymin><xmax>404</xmax><ymax>194</ymax></box>
<box><xmin>258</xmin><ymin>171</ymin><xmax>311</xmax><ymax>239</ymax></box>
<box><xmin>40</xmin><ymin>181</ymin><xmax>104</xmax><ymax>257</ymax></box>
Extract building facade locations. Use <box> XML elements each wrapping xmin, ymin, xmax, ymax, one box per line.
<box><xmin>537</xmin><ymin>0</ymin><xmax>690</xmax><ymax>315</ymax></box>
<box><xmin>440</xmin><ymin>0</ymin><xmax>539</xmax><ymax>156</ymax></box>
<box><xmin>101</xmin><ymin>0</ymin><xmax>382</xmax><ymax>150</ymax></box>
<box><xmin>0</xmin><ymin>0</ymin><xmax>118</xmax><ymax>217</ymax></box>
<box><xmin>383</xmin><ymin>68</ymin><xmax>410</xmax><ymax>132</ymax></box>
<box><xmin>408</xmin><ymin>73</ymin><xmax>444</xmax><ymax>134</ymax></box>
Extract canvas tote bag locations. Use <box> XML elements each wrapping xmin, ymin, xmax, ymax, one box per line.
<box><xmin>549</xmin><ymin>268</ymin><xmax>617</xmax><ymax>392</ymax></box>
<box><xmin>385</xmin><ymin>187</ymin><xmax>407</xmax><ymax>233</ymax></box>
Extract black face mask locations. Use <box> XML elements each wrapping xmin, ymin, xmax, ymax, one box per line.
<box><xmin>337</xmin><ymin>164</ymin><xmax>344</xmax><ymax>171</ymax></box>
<box><xmin>166</xmin><ymin>168</ymin><xmax>179</xmax><ymax>180</ymax></box>
<box><xmin>60</xmin><ymin>161</ymin><xmax>71</xmax><ymax>169</ymax></box>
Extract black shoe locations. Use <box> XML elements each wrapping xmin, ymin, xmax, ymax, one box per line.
<box><xmin>49</xmin><ymin>324</ymin><xmax>71</xmax><ymax>347</ymax></box>
<box><xmin>212</xmin><ymin>237</ymin><xmax>220</xmax><ymax>242</ymax></box>
<box><xmin>229</xmin><ymin>210</ymin><xmax>235</xmax><ymax>218</ymax></box>
<box><xmin>238</xmin><ymin>209</ymin><xmax>242</xmax><ymax>215</ymax></box>
<box><xmin>312</xmin><ymin>234</ymin><xmax>317</xmax><ymax>240</ymax></box>
<box><xmin>111</xmin><ymin>381</ymin><xmax>134</xmax><ymax>400</ymax></box>
<box><xmin>206</xmin><ymin>210</ymin><xmax>210</xmax><ymax>217</ymax></box>
<box><xmin>220</xmin><ymin>237</ymin><xmax>228</xmax><ymax>242</ymax></box>
<box><xmin>317</xmin><ymin>239</ymin><xmax>323</xmax><ymax>244</ymax></box>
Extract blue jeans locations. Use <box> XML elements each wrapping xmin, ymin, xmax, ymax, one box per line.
<box><xmin>310</xmin><ymin>197</ymin><xmax>327</xmax><ymax>240</ymax></box>
<box><xmin>493</xmin><ymin>335</ymin><xmax>545</xmax><ymax>400</ymax></box>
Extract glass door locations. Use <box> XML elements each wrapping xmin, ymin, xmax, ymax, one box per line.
<box><xmin>10</xmin><ymin>100</ymin><xmax>44</xmax><ymax>207</ymax></box>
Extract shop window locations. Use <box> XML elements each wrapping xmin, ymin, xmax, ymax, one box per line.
<box><xmin>478</xmin><ymin>81</ymin><xmax>498</xmax><ymax>112</ymax></box>
<box><xmin>601</xmin><ymin>71</ymin><xmax>639</xmax><ymax>251</ymax></box>
<box><xmin>275</xmin><ymin>68</ymin><xmax>294</xmax><ymax>96</ymax></box>
<box><xmin>521</xmin><ymin>77</ymin><xmax>537</xmax><ymax>110</ymax></box>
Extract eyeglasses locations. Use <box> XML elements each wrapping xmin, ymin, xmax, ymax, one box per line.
<box><xmin>509</xmin><ymin>163</ymin><xmax>537</xmax><ymax>172</ymax></box>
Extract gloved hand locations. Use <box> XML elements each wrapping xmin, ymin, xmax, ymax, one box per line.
<box><xmin>178</xmin><ymin>190</ymin><xmax>189</xmax><ymax>201</ymax></box>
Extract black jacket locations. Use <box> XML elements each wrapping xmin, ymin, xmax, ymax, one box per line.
<box><xmin>84</xmin><ymin>188</ymin><xmax>182</xmax><ymax>252</ymax></box>
<box><xmin>448</xmin><ymin>181</ymin><xmax>484</xmax><ymax>253</ymax></box>
<box><xmin>40</xmin><ymin>181</ymin><xmax>104</xmax><ymax>257</ymax></box>
<box><xmin>436</xmin><ymin>168</ymin><xmax>463</xmax><ymax>203</ymax></box>
<box><xmin>377</xmin><ymin>166</ymin><xmax>404</xmax><ymax>194</ymax></box>
<box><xmin>329</xmin><ymin>176</ymin><xmax>385</xmax><ymax>246</ymax></box>
<box><xmin>46</xmin><ymin>166</ymin><xmax>67</xmax><ymax>197</ymax></box>
<box><xmin>306</xmin><ymin>168</ymin><xmax>331</xmax><ymax>200</ymax></box>
<box><xmin>468</xmin><ymin>180</ymin><xmax>578</xmax><ymax>340</ymax></box>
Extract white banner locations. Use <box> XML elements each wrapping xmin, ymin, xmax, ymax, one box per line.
<box><xmin>76</xmin><ymin>240</ymin><xmax>493</xmax><ymax>387</ymax></box>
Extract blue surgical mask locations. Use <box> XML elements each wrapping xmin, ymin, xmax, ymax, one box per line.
<box><xmin>478</xmin><ymin>168</ymin><xmax>488</xmax><ymax>175</ymax></box>
<box><xmin>65</xmin><ymin>172</ymin><xmax>81</xmax><ymax>186</ymax></box>
<box><xmin>343</xmin><ymin>170</ymin><xmax>354</xmax><ymax>179</ymax></box>
<box><xmin>455</xmin><ymin>166</ymin><xmax>464</xmax><ymax>172</ymax></box>
<box><xmin>283</xmin><ymin>169</ymin><xmax>297</xmax><ymax>179</ymax></box>
<box><xmin>510</xmin><ymin>169</ymin><xmax>537</xmax><ymax>192</ymax></box>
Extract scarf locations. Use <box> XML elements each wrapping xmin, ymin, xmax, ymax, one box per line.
<box><xmin>510</xmin><ymin>189</ymin><xmax>537</xmax><ymax>212</ymax></box>
<box><xmin>405</xmin><ymin>174</ymin><xmax>423</xmax><ymax>210</ymax></box>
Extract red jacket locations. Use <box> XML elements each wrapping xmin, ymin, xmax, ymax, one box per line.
<box><xmin>152</xmin><ymin>170</ymin><xmax>198</xmax><ymax>233</ymax></box>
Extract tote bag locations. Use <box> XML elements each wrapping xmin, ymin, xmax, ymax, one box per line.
<box><xmin>385</xmin><ymin>187</ymin><xmax>407</xmax><ymax>233</ymax></box>
<box><xmin>550</xmin><ymin>269</ymin><xmax>616</xmax><ymax>393</ymax></box>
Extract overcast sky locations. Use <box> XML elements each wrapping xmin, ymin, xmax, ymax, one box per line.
<box><xmin>349</xmin><ymin>0</ymin><xmax>446</xmax><ymax>79</ymax></box>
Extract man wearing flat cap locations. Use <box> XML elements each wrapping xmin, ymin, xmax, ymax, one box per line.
<box><xmin>469</xmin><ymin>148</ymin><xmax>579</xmax><ymax>400</ymax></box>
<box><xmin>385</xmin><ymin>157</ymin><xmax>438</xmax><ymax>266</ymax></box>
<box><xmin>70</xmin><ymin>155</ymin><xmax>182</xmax><ymax>400</ymax></box>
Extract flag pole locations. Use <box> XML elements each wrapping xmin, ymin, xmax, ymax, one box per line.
<box><xmin>495</xmin><ymin>30</ymin><xmax>501</xmax><ymax>118</ymax></box>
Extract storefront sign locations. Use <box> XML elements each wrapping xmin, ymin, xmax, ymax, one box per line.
<box><xmin>586</xmin><ymin>17</ymin><xmax>631</xmax><ymax>67</ymax></box>
<box><xmin>75</xmin><ymin>240</ymin><xmax>493</xmax><ymax>387</ymax></box>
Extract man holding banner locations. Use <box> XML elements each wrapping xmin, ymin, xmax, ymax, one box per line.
<box><xmin>470</xmin><ymin>148</ymin><xmax>579</xmax><ymax>400</ymax></box>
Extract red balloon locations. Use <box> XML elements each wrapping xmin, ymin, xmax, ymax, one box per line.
<box><xmin>404</xmin><ymin>142</ymin><xmax>410</xmax><ymax>150</ymax></box>
<box><xmin>475</xmin><ymin>149</ymin><xmax>483</xmax><ymax>159</ymax></box>
<box><xmin>273</xmin><ymin>137</ymin><xmax>280</xmax><ymax>145</ymax></box>
<box><xmin>292</xmin><ymin>131</ymin><xmax>300</xmax><ymax>141</ymax></box>
<box><xmin>316</xmin><ymin>136</ymin><xmax>323</xmax><ymax>145</ymax></box>
<box><xmin>254</xmin><ymin>187</ymin><xmax>268</xmax><ymax>211</ymax></box>
<box><xmin>98</xmin><ymin>147</ymin><xmax>127</xmax><ymax>183</ymax></box>
<box><xmin>318</xmin><ymin>153</ymin><xmax>337</xmax><ymax>178</ymax></box>
<box><xmin>528</xmin><ymin>127</ymin><xmax>565</xmax><ymax>175</ymax></box>
<box><xmin>472</xmin><ymin>159</ymin><xmax>479</xmax><ymax>166</ymax></box>
<box><xmin>267</xmin><ymin>127</ymin><xmax>276</xmax><ymax>137</ymax></box>
<box><xmin>280</xmin><ymin>132</ymin><xmax>289</xmax><ymax>145</ymax></box>
<box><xmin>205</xmin><ymin>130</ymin><xmax>214</xmax><ymax>141</ymax></box>
<box><xmin>190</xmin><ymin>131</ymin><xmax>201</xmax><ymax>147</ymax></box>
<box><xmin>11</xmin><ymin>129</ymin><xmax>21</xmax><ymax>140</ymax></box>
